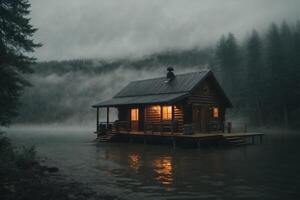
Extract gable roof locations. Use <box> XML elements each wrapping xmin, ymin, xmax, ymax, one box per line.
<box><xmin>92</xmin><ymin>70</ymin><xmax>232</xmax><ymax>108</ymax></box>
<box><xmin>93</xmin><ymin>93</ymin><xmax>188</xmax><ymax>107</ymax></box>
<box><xmin>114</xmin><ymin>70</ymin><xmax>209</xmax><ymax>97</ymax></box>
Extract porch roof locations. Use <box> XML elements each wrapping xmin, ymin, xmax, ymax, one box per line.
<box><xmin>92</xmin><ymin>92</ymin><xmax>188</xmax><ymax>107</ymax></box>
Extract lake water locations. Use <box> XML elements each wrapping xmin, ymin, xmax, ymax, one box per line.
<box><xmin>6</xmin><ymin>126</ymin><xmax>300</xmax><ymax>200</ymax></box>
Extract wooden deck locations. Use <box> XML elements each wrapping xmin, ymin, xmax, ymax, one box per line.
<box><xmin>95</xmin><ymin>131</ymin><xmax>264</xmax><ymax>147</ymax></box>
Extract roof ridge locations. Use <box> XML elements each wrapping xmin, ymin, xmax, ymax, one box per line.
<box><xmin>130</xmin><ymin>69</ymin><xmax>210</xmax><ymax>83</ymax></box>
<box><xmin>114</xmin><ymin>91</ymin><xmax>189</xmax><ymax>98</ymax></box>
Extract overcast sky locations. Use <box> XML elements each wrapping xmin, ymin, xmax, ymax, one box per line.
<box><xmin>29</xmin><ymin>0</ymin><xmax>300</xmax><ymax>61</ymax></box>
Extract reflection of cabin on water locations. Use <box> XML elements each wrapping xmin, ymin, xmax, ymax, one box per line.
<box><xmin>93</xmin><ymin>68</ymin><xmax>232</xmax><ymax>135</ymax></box>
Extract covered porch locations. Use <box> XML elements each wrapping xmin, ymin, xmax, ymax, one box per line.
<box><xmin>95</xmin><ymin>104</ymin><xmax>182</xmax><ymax>135</ymax></box>
<box><xmin>94</xmin><ymin>103</ymin><xmax>226</xmax><ymax>136</ymax></box>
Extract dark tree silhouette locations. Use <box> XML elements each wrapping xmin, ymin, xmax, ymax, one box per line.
<box><xmin>215</xmin><ymin>33</ymin><xmax>241</xmax><ymax>107</ymax></box>
<box><xmin>244</xmin><ymin>30</ymin><xmax>264</xmax><ymax>125</ymax></box>
<box><xmin>265</xmin><ymin>23</ymin><xmax>286</xmax><ymax>124</ymax></box>
<box><xmin>0</xmin><ymin>0</ymin><xmax>41</xmax><ymax>126</ymax></box>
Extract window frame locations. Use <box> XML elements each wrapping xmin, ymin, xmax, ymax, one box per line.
<box><xmin>131</xmin><ymin>108</ymin><xmax>139</xmax><ymax>121</ymax></box>
<box><xmin>162</xmin><ymin>106</ymin><xmax>172</xmax><ymax>120</ymax></box>
<box><xmin>213</xmin><ymin>107</ymin><xmax>219</xmax><ymax>118</ymax></box>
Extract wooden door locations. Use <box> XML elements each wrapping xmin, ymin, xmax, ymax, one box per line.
<box><xmin>192</xmin><ymin>106</ymin><xmax>201</xmax><ymax>132</ymax></box>
<box><xmin>193</xmin><ymin>106</ymin><xmax>209</xmax><ymax>133</ymax></box>
<box><xmin>200</xmin><ymin>107</ymin><xmax>208</xmax><ymax>132</ymax></box>
<box><xmin>131</xmin><ymin>108</ymin><xmax>139</xmax><ymax>132</ymax></box>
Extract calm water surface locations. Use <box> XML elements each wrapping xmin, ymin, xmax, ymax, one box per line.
<box><xmin>7</xmin><ymin>126</ymin><xmax>300</xmax><ymax>200</ymax></box>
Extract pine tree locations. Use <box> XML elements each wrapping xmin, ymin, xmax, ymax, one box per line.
<box><xmin>0</xmin><ymin>0</ymin><xmax>41</xmax><ymax>126</ymax></box>
<box><xmin>265</xmin><ymin>23</ymin><xmax>286</xmax><ymax>125</ymax></box>
<box><xmin>279</xmin><ymin>21</ymin><xmax>295</xmax><ymax>127</ymax></box>
<box><xmin>289</xmin><ymin>21</ymin><xmax>300</xmax><ymax>128</ymax></box>
<box><xmin>216</xmin><ymin>33</ymin><xmax>240</xmax><ymax>107</ymax></box>
<box><xmin>245</xmin><ymin>30</ymin><xmax>264</xmax><ymax>125</ymax></box>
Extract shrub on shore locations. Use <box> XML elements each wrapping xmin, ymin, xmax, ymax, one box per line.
<box><xmin>0</xmin><ymin>132</ymin><xmax>117</xmax><ymax>200</ymax></box>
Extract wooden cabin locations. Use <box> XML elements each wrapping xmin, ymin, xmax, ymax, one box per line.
<box><xmin>92</xmin><ymin>68</ymin><xmax>233</xmax><ymax>137</ymax></box>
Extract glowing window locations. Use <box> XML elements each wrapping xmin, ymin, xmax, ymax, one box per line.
<box><xmin>131</xmin><ymin>108</ymin><xmax>139</xmax><ymax>121</ymax></box>
<box><xmin>151</xmin><ymin>106</ymin><xmax>161</xmax><ymax>114</ymax></box>
<box><xmin>162</xmin><ymin>106</ymin><xmax>172</xmax><ymax>120</ymax></box>
<box><xmin>213</xmin><ymin>107</ymin><xmax>219</xmax><ymax>118</ymax></box>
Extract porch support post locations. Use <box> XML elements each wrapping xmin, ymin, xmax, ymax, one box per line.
<box><xmin>96</xmin><ymin>107</ymin><xmax>99</xmax><ymax>131</ymax></box>
<box><xmin>171</xmin><ymin>105</ymin><xmax>175</xmax><ymax>134</ymax></box>
<box><xmin>160</xmin><ymin>105</ymin><xmax>163</xmax><ymax>121</ymax></box>
<box><xmin>106</xmin><ymin>107</ymin><xmax>110</xmax><ymax>126</ymax></box>
<box><xmin>171</xmin><ymin>105</ymin><xmax>175</xmax><ymax>121</ymax></box>
<box><xmin>160</xmin><ymin>105</ymin><xmax>163</xmax><ymax>133</ymax></box>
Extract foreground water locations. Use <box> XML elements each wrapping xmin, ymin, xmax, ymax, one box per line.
<box><xmin>6</xmin><ymin>126</ymin><xmax>300</xmax><ymax>200</ymax></box>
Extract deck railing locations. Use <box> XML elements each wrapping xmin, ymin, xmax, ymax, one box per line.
<box><xmin>97</xmin><ymin>120</ymin><xmax>247</xmax><ymax>135</ymax></box>
<box><xmin>97</xmin><ymin>122</ymin><xmax>113</xmax><ymax>134</ymax></box>
<box><xmin>100</xmin><ymin>120</ymin><xmax>179</xmax><ymax>134</ymax></box>
<box><xmin>144</xmin><ymin>120</ymin><xmax>178</xmax><ymax>134</ymax></box>
<box><xmin>113</xmin><ymin>121</ymin><xmax>131</xmax><ymax>132</ymax></box>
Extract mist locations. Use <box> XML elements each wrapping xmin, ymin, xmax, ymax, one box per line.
<box><xmin>29</xmin><ymin>0</ymin><xmax>300</xmax><ymax>61</ymax></box>
<box><xmin>16</xmin><ymin>63</ymin><xmax>203</xmax><ymax>125</ymax></box>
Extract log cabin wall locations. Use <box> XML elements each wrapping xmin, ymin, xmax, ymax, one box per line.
<box><xmin>187</xmin><ymin>78</ymin><xmax>225</xmax><ymax>132</ymax></box>
<box><xmin>188</xmin><ymin>80</ymin><xmax>219</xmax><ymax>105</ymax></box>
<box><xmin>144</xmin><ymin>106</ymin><xmax>161</xmax><ymax>124</ymax></box>
<box><xmin>183</xmin><ymin>103</ymin><xmax>192</xmax><ymax>124</ymax></box>
<box><xmin>138</xmin><ymin>106</ymin><xmax>145</xmax><ymax>131</ymax></box>
<box><xmin>144</xmin><ymin>105</ymin><xmax>184</xmax><ymax>132</ymax></box>
<box><xmin>174</xmin><ymin>104</ymin><xmax>184</xmax><ymax>132</ymax></box>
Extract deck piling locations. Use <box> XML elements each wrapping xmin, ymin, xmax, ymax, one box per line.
<box><xmin>96</xmin><ymin>130</ymin><xmax>264</xmax><ymax>147</ymax></box>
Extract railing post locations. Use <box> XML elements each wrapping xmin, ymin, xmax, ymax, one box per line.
<box><xmin>106</xmin><ymin>107</ymin><xmax>109</xmax><ymax>127</ymax></box>
<box><xmin>96</xmin><ymin>107</ymin><xmax>99</xmax><ymax>131</ymax></box>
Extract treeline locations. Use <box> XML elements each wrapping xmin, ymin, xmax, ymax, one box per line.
<box><xmin>16</xmin><ymin>21</ymin><xmax>300</xmax><ymax>129</ymax></box>
<box><xmin>32</xmin><ymin>48</ymin><xmax>212</xmax><ymax>75</ymax></box>
<box><xmin>212</xmin><ymin>21</ymin><xmax>300</xmax><ymax>128</ymax></box>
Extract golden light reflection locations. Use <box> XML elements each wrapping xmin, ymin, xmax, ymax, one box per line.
<box><xmin>128</xmin><ymin>153</ymin><xmax>141</xmax><ymax>173</ymax></box>
<box><xmin>152</xmin><ymin>157</ymin><xmax>173</xmax><ymax>186</ymax></box>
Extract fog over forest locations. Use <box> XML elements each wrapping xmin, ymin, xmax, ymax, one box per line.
<box><xmin>10</xmin><ymin>1</ymin><xmax>300</xmax><ymax>129</ymax></box>
<box><xmin>16</xmin><ymin>61</ymin><xmax>203</xmax><ymax>125</ymax></box>
<box><xmin>15</xmin><ymin>20</ymin><xmax>300</xmax><ymax>129</ymax></box>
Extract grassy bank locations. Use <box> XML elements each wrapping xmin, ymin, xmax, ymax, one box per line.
<box><xmin>0</xmin><ymin>132</ymin><xmax>117</xmax><ymax>200</ymax></box>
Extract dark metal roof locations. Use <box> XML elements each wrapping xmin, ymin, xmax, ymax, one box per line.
<box><xmin>93</xmin><ymin>93</ymin><xmax>188</xmax><ymax>107</ymax></box>
<box><xmin>114</xmin><ymin>70</ymin><xmax>210</xmax><ymax>97</ymax></box>
<box><xmin>92</xmin><ymin>70</ymin><xmax>233</xmax><ymax>108</ymax></box>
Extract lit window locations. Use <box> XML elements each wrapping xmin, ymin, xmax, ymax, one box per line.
<box><xmin>151</xmin><ymin>106</ymin><xmax>161</xmax><ymax>114</ymax></box>
<box><xmin>213</xmin><ymin>107</ymin><xmax>219</xmax><ymax>118</ymax></box>
<box><xmin>131</xmin><ymin>108</ymin><xmax>139</xmax><ymax>121</ymax></box>
<box><xmin>162</xmin><ymin>106</ymin><xmax>172</xmax><ymax>120</ymax></box>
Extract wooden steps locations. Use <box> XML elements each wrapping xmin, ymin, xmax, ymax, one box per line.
<box><xmin>224</xmin><ymin>136</ymin><xmax>247</xmax><ymax>146</ymax></box>
<box><xmin>97</xmin><ymin>133</ymin><xmax>115</xmax><ymax>142</ymax></box>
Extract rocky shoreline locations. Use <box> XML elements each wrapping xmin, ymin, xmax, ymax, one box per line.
<box><xmin>0</xmin><ymin>132</ymin><xmax>118</xmax><ymax>200</ymax></box>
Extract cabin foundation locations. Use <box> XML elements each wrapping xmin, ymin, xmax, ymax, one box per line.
<box><xmin>94</xmin><ymin>130</ymin><xmax>264</xmax><ymax>148</ymax></box>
